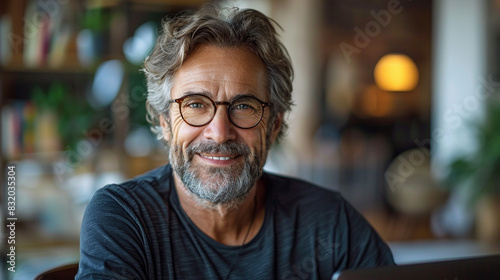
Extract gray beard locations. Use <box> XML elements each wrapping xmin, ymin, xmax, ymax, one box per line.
<box><xmin>169</xmin><ymin>141</ymin><xmax>262</xmax><ymax>208</ymax></box>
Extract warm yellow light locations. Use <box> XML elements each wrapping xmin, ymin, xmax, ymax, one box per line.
<box><xmin>374</xmin><ymin>54</ymin><xmax>419</xmax><ymax>92</ymax></box>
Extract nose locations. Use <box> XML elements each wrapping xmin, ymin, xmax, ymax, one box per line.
<box><xmin>203</xmin><ymin>106</ymin><xmax>237</xmax><ymax>143</ymax></box>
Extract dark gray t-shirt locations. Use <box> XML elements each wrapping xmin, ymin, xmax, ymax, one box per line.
<box><xmin>76</xmin><ymin>164</ymin><xmax>394</xmax><ymax>280</ymax></box>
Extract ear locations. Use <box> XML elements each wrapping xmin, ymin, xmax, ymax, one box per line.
<box><xmin>159</xmin><ymin>115</ymin><xmax>171</xmax><ymax>143</ymax></box>
<box><xmin>269</xmin><ymin>113</ymin><xmax>283</xmax><ymax>144</ymax></box>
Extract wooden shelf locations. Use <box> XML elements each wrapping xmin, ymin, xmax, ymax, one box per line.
<box><xmin>84</xmin><ymin>0</ymin><xmax>208</xmax><ymax>9</ymax></box>
<box><xmin>1</xmin><ymin>64</ymin><xmax>93</xmax><ymax>75</ymax></box>
<box><xmin>128</xmin><ymin>0</ymin><xmax>208</xmax><ymax>7</ymax></box>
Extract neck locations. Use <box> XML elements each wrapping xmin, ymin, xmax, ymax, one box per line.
<box><xmin>173</xmin><ymin>173</ymin><xmax>265</xmax><ymax>246</ymax></box>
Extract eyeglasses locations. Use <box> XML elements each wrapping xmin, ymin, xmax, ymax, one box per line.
<box><xmin>169</xmin><ymin>94</ymin><xmax>270</xmax><ymax>129</ymax></box>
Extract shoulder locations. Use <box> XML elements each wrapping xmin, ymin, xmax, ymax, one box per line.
<box><xmin>78</xmin><ymin>165</ymin><xmax>173</xmax><ymax>280</ymax></box>
<box><xmin>95</xmin><ymin>164</ymin><xmax>172</xmax><ymax>201</ymax></box>
<box><xmin>85</xmin><ymin>164</ymin><xmax>173</xmax><ymax>219</ymax></box>
<box><xmin>263</xmin><ymin>172</ymin><xmax>395</xmax><ymax>268</ymax></box>
<box><xmin>263</xmin><ymin>171</ymin><xmax>345</xmax><ymax>209</ymax></box>
<box><xmin>263</xmin><ymin>171</ymin><xmax>349</xmax><ymax>227</ymax></box>
<box><xmin>111</xmin><ymin>163</ymin><xmax>172</xmax><ymax>192</ymax></box>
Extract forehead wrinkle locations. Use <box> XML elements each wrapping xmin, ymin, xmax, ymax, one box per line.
<box><xmin>179</xmin><ymin>90</ymin><xmax>213</xmax><ymax>98</ymax></box>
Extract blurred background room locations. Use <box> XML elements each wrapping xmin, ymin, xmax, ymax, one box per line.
<box><xmin>1</xmin><ymin>0</ymin><xmax>500</xmax><ymax>279</ymax></box>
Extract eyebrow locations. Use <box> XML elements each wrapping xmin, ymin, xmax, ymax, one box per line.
<box><xmin>231</xmin><ymin>93</ymin><xmax>261</xmax><ymax>101</ymax></box>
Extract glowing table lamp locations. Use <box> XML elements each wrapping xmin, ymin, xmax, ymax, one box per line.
<box><xmin>374</xmin><ymin>54</ymin><xmax>419</xmax><ymax>92</ymax></box>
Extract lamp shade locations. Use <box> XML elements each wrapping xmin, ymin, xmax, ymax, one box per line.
<box><xmin>374</xmin><ymin>54</ymin><xmax>419</xmax><ymax>92</ymax></box>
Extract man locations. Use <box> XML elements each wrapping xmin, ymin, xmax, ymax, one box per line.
<box><xmin>77</xmin><ymin>5</ymin><xmax>394</xmax><ymax>280</ymax></box>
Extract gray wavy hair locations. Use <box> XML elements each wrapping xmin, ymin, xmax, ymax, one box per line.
<box><xmin>142</xmin><ymin>4</ymin><xmax>293</xmax><ymax>143</ymax></box>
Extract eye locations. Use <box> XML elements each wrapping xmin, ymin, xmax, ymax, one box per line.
<box><xmin>230</xmin><ymin>99</ymin><xmax>259</xmax><ymax>116</ymax></box>
<box><xmin>187</xmin><ymin>102</ymin><xmax>204</xmax><ymax>109</ymax></box>
<box><xmin>182</xmin><ymin>96</ymin><xmax>211</xmax><ymax>110</ymax></box>
<box><xmin>233</xmin><ymin>103</ymin><xmax>251</xmax><ymax>110</ymax></box>
<box><xmin>231</xmin><ymin>102</ymin><xmax>257</xmax><ymax>112</ymax></box>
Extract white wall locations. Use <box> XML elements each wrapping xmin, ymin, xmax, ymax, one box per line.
<box><xmin>432</xmin><ymin>0</ymin><xmax>488</xmax><ymax>179</ymax></box>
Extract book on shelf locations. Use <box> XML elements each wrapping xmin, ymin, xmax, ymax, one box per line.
<box><xmin>22</xmin><ymin>0</ymin><xmax>75</xmax><ymax>68</ymax></box>
<box><xmin>1</xmin><ymin>100</ymin><xmax>61</xmax><ymax>159</ymax></box>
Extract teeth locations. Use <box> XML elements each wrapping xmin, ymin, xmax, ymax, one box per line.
<box><xmin>202</xmin><ymin>155</ymin><xmax>232</xmax><ymax>160</ymax></box>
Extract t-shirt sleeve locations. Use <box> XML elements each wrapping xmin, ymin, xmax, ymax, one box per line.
<box><xmin>335</xmin><ymin>198</ymin><xmax>395</xmax><ymax>270</ymax></box>
<box><xmin>76</xmin><ymin>186</ymin><xmax>147</xmax><ymax>280</ymax></box>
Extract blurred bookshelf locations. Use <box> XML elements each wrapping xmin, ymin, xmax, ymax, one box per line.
<box><xmin>0</xmin><ymin>0</ymin><xmax>206</xmax><ymax>278</ymax></box>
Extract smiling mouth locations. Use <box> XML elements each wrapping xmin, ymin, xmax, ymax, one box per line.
<box><xmin>199</xmin><ymin>154</ymin><xmax>239</xmax><ymax>161</ymax></box>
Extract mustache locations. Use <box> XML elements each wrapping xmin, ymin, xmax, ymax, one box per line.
<box><xmin>186</xmin><ymin>141</ymin><xmax>251</xmax><ymax>158</ymax></box>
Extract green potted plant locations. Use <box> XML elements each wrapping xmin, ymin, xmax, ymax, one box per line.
<box><xmin>31</xmin><ymin>82</ymin><xmax>97</xmax><ymax>157</ymax></box>
<box><xmin>446</xmin><ymin>101</ymin><xmax>500</xmax><ymax>242</ymax></box>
